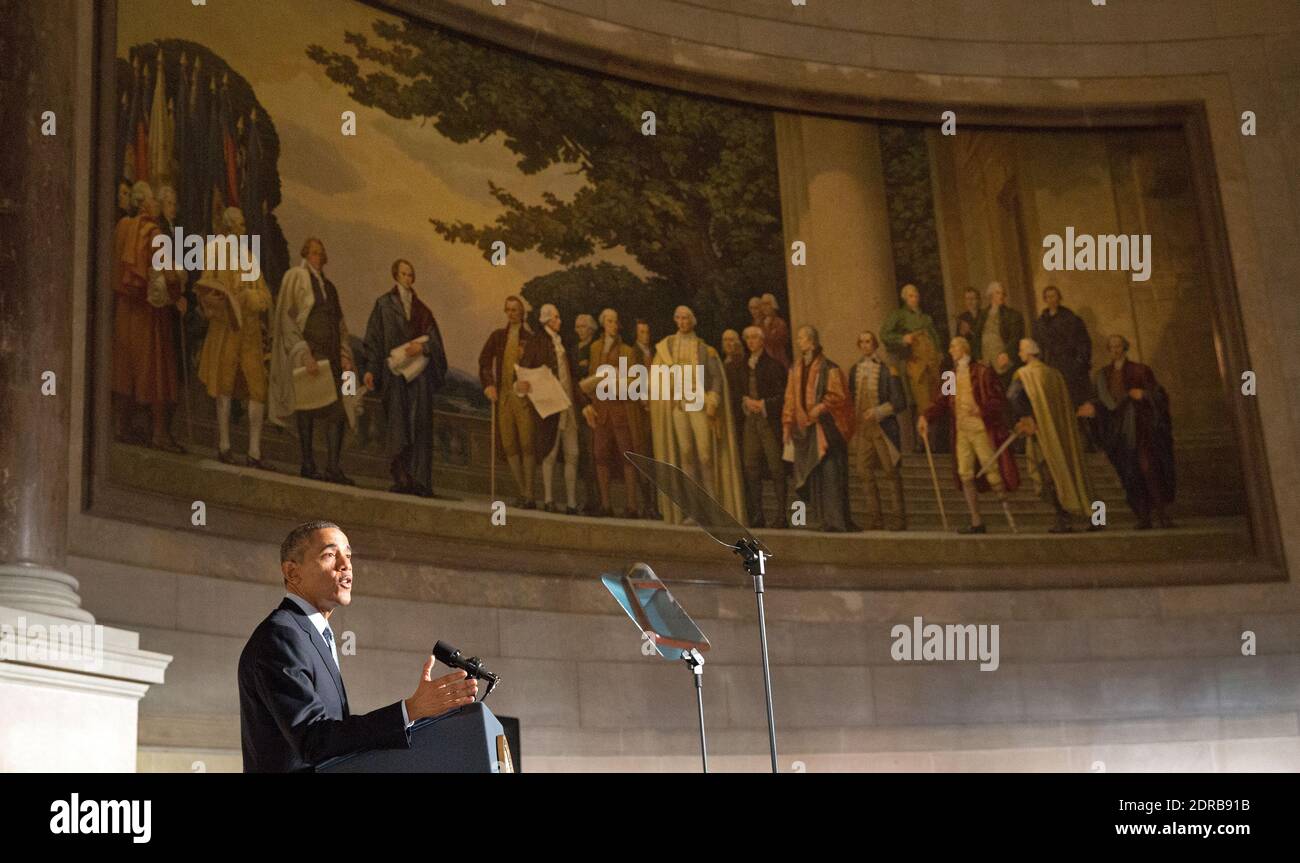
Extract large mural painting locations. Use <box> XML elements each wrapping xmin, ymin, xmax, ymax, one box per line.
<box><xmin>101</xmin><ymin>0</ymin><xmax>1259</xmax><ymax>576</ymax></box>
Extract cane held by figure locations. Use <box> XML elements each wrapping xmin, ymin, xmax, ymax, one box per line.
<box><xmin>976</xmin><ymin>430</ymin><xmax>1021</xmax><ymax>479</ymax></box>
<box><xmin>977</xmin><ymin>430</ymin><xmax>1021</xmax><ymax>533</ymax></box>
<box><xmin>919</xmin><ymin>427</ymin><xmax>949</xmax><ymax>532</ymax></box>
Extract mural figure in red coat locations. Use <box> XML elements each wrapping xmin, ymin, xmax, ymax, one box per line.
<box><xmin>918</xmin><ymin>336</ymin><xmax>1020</xmax><ymax>534</ymax></box>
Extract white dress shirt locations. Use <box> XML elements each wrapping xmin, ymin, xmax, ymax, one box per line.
<box><xmin>396</xmin><ymin>283</ymin><xmax>413</xmax><ymax>320</ymax></box>
<box><xmin>284</xmin><ymin>592</ymin><xmax>412</xmax><ymax>728</ymax></box>
<box><xmin>283</xmin><ymin>592</ymin><xmax>339</xmax><ymax>668</ymax></box>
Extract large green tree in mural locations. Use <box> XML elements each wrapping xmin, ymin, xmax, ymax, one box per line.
<box><xmin>306</xmin><ymin>19</ymin><xmax>786</xmax><ymax>343</ymax></box>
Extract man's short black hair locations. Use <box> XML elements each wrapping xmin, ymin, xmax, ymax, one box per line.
<box><xmin>280</xmin><ymin>520</ymin><xmax>339</xmax><ymax>563</ymax></box>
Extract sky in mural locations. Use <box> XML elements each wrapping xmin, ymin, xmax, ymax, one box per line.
<box><xmin>118</xmin><ymin>0</ymin><xmax>647</xmax><ymax>373</ymax></box>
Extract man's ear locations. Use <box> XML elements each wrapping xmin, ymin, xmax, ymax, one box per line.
<box><xmin>281</xmin><ymin>559</ymin><xmax>297</xmax><ymax>588</ymax></box>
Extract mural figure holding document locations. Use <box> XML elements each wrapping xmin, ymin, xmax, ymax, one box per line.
<box><xmin>516</xmin><ymin>304</ymin><xmax>584</xmax><ymax>514</ymax></box>
<box><xmin>362</xmin><ymin>259</ymin><xmax>448</xmax><ymax>497</ymax></box>
<box><xmin>270</xmin><ymin>237</ymin><xmax>358</xmax><ymax>484</ymax></box>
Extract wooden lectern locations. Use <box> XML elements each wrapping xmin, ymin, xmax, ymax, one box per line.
<box><xmin>317</xmin><ymin>702</ymin><xmax>512</xmax><ymax>773</ymax></box>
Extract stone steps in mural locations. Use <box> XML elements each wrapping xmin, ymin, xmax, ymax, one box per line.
<box><xmin>749</xmin><ymin>451</ymin><xmax>1132</xmax><ymax>530</ymax></box>
<box><xmin>106</xmin><ymin>443</ymin><xmax>1257</xmax><ymax>582</ymax></box>
<box><xmin>166</xmin><ymin>377</ymin><xmax>1235</xmax><ymax>527</ymax></box>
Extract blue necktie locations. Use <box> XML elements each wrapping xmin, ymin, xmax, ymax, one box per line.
<box><xmin>322</xmin><ymin>626</ymin><xmax>337</xmax><ymax>666</ymax></box>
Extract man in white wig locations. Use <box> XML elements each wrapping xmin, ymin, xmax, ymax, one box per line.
<box><xmin>196</xmin><ymin>206</ymin><xmax>274</xmax><ymax>470</ymax></box>
<box><xmin>1007</xmin><ymin>337</ymin><xmax>1095</xmax><ymax>533</ymax></box>
<box><xmin>516</xmin><ymin>303</ymin><xmax>584</xmax><ymax>514</ymax></box>
<box><xmin>269</xmin><ymin>237</ymin><xmax>358</xmax><ymax>484</ymax></box>
<box><xmin>648</xmin><ymin>305</ymin><xmax>745</xmax><ymax>524</ymax></box>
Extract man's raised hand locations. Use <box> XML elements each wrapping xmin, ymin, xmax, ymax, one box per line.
<box><xmin>405</xmin><ymin>659</ymin><xmax>478</xmax><ymax>722</ymax></box>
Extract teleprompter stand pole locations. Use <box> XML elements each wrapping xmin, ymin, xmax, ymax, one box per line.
<box><xmin>735</xmin><ymin>538</ymin><xmax>778</xmax><ymax>773</ymax></box>
<box><xmin>682</xmin><ymin>647</ymin><xmax>708</xmax><ymax>773</ymax></box>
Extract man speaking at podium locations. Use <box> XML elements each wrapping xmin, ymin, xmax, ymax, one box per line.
<box><xmin>238</xmin><ymin>520</ymin><xmax>478</xmax><ymax>772</ymax></box>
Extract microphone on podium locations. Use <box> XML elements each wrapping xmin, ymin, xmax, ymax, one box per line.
<box><xmin>433</xmin><ymin>639</ymin><xmax>500</xmax><ymax>700</ymax></box>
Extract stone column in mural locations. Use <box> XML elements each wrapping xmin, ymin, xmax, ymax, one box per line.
<box><xmin>773</xmin><ymin>113</ymin><xmax>898</xmax><ymax>361</ymax></box>
<box><xmin>0</xmin><ymin>0</ymin><xmax>93</xmax><ymax>623</ymax></box>
<box><xmin>926</xmin><ymin>128</ymin><xmax>972</xmax><ymax>325</ymax></box>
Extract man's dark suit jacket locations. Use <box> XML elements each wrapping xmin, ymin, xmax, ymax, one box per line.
<box><xmin>725</xmin><ymin>352</ymin><xmax>786</xmax><ymax>444</ymax></box>
<box><xmin>238</xmin><ymin>597</ymin><xmax>410</xmax><ymax>772</ymax></box>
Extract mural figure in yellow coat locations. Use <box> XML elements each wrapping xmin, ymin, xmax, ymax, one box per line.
<box><xmin>648</xmin><ymin>305</ymin><xmax>746</xmax><ymax>526</ymax></box>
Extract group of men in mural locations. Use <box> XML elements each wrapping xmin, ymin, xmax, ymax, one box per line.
<box><xmin>473</xmin><ymin>279</ymin><xmax>1175</xmax><ymax>532</ymax></box>
<box><xmin>892</xmin><ymin>281</ymin><xmax>1175</xmax><ymax>534</ymax></box>
<box><xmin>471</xmin><ymin>279</ymin><xmax>1175</xmax><ymax>534</ymax></box>
<box><xmin>110</xmin><ymin>184</ymin><xmax>448</xmax><ymax>495</ymax></box>
<box><xmin>111</xmin><ymin>186</ymin><xmax>1176</xmax><ymax>532</ymax></box>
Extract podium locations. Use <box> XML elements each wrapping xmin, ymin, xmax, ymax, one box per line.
<box><xmin>317</xmin><ymin>703</ymin><xmax>511</xmax><ymax>773</ymax></box>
